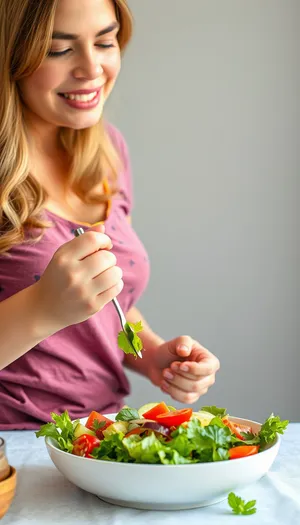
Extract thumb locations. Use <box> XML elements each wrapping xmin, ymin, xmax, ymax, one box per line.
<box><xmin>89</xmin><ymin>223</ymin><xmax>106</xmax><ymax>234</ymax></box>
<box><xmin>169</xmin><ymin>336</ymin><xmax>193</xmax><ymax>358</ymax></box>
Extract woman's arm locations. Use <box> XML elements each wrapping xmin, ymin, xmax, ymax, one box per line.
<box><xmin>0</xmin><ymin>285</ymin><xmax>54</xmax><ymax>370</ymax></box>
<box><xmin>0</xmin><ymin>229</ymin><xmax>122</xmax><ymax>370</ymax></box>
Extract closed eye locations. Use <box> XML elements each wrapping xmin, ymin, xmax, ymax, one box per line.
<box><xmin>48</xmin><ymin>43</ymin><xmax>115</xmax><ymax>58</ymax></box>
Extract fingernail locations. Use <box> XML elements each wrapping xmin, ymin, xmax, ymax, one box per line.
<box><xmin>161</xmin><ymin>380</ymin><xmax>169</xmax><ymax>391</ymax></box>
<box><xmin>163</xmin><ymin>370</ymin><xmax>174</xmax><ymax>380</ymax></box>
<box><xmin>171</xmin><ymin>364</ymin><xmax>179</xmax><ymax>371</ymax></box>
<box><xmin>178</xmin><ymin>344</ymin><xmax>189</xmax><ymax>353</ymax></box>
<box><xmin>180</xmin><ymin>365</ymin><xmax>189</xmax><ymax>372</ymax></box>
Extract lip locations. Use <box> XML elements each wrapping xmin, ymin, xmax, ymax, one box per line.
<box><xmin>59</xmin><ymin>89</ymin><xmax>102</xmax><ymax>110</ymax></box>
<box><xmin>59</xmin><ymin>88</ymin><xmax>102</xmax><ymax>95</ymax></box>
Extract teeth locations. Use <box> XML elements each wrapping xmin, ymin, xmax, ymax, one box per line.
<box><xmin>63</xmin><ymin>92</ymin><xmax>97</xmax><ymax>102</ymax></box>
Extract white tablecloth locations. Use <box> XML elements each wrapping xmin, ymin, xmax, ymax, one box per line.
<box><xmin>1</xmin><ymin>424</ymin><xmax>299</xmax><ymax>525</ymax></box>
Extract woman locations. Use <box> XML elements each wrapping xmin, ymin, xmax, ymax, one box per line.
<box><xmin>0</xmin><ymin>0</ymin><xmax>220</xmax><ymax>429</ymax></box>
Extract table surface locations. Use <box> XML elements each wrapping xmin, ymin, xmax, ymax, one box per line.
<box><xmin>1</xmin><ymin>424</ymin><xmax>299</xmax><ymax>525</ymax></box>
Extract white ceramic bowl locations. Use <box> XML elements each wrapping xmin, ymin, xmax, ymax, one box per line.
<box><xmin>45</xmin><ymin>415</ymin><xmax>280</xmax><ymax>511</ymax></box>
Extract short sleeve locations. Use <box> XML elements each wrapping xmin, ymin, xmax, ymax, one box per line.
<box><xmin>105</xmin><ymin>122</ymin><xmax>133</xmax><ymax>216</ymax></box>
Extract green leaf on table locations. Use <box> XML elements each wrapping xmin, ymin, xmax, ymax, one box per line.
<box><xmin>228</xmin><ymin>492</ymin><xmax>257</xmax><ymax>515</ymax></box>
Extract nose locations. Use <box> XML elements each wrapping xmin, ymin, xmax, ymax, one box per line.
<box><xmin>73</xmin><ymin>51</ymin><xmax>103</xmax><ymax>81</ymax></box>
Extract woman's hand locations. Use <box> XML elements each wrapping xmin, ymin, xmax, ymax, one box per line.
<box><xmin>33</xmin><ymin>228</ymin><xmax>123</xmax><ymax>332</ymax></box>
<box><xmin>149</xmin><ymin>336</ymin><xmax>220</xmax><ymax>404</ymax></box>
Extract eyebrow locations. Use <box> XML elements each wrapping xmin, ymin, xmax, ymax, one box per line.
<box><xmin>52</xmin><ymin>21</ymin><xmax>119</xmax><ymax>40</ymax></box>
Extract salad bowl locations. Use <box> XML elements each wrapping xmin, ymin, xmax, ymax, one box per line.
<box><xmin>42</xmin><ymin>404</ymin><xmax>284</xmax><ymax>511</ymax></box>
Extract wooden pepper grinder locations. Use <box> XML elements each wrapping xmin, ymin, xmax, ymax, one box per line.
<box><xmin>0</xmin><ymin>438</ymin><xmax>10</xmax><ymax>482</ymax></box>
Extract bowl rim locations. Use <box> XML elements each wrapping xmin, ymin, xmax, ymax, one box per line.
<box><xmin>45</xmin><ymin>415</ymin><xmax>280</xmax><ymax>468</ymax></box>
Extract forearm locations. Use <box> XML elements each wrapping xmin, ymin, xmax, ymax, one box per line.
<box><xmin>0</xmin><ymin>285</ymin><xmax>54</xmax><ymax>370</ymax></box>
<box><xmin>124</xmin><ymin>306</ymin><xmax>164</xmax><ymax>376</ymax></box>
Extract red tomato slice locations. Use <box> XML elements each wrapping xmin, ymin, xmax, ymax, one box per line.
<box><xmin>156</xmin><ymin>408</ymin><xmax>193</xmax><ymax>427</ymax></box>
<box><xmin>72</xmin><ymin>434</ymin><xmax>100</xmax><ymax>457</ymax></box>
<box><xmin>86</xmin><ymin>411</ymin><xmax>114</xmax><ymax>439</ymax></box>
<box><xmin>142</xmin><ymin>402</ymin><xmax>169</xmax><ymax>420</ymax></box>
<box><xmin>229</xmin><ymin>445</ymin><xmax>259</xmax><ymax>460</ymax></box>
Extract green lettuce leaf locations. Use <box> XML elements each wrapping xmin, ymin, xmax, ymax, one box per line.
<box><xmin>123</xmin><ymin>433</ymin><xmax>193</xmax><ymax>465</ymax></box>
<box><xmin>35</xmin><ymin>410</ymin><xmax>78</xmax><ymax>453</ymax></box>
<box><xmin>258</xmin><ymin>414</ymin><xmax>289</xmax><ymax>448</ymax></box>
<box><xmin>92</xmin><ymin>432</ymin><xmax>132</xmax><ymax>462</ymax></box>
<box><xmin>200</xmin><ymin>406</ymin><xmax>227</xmax><ymax>418</ymax></box>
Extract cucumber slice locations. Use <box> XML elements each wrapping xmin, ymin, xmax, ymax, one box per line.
<box><xmin>102</xmin><ymin>421</ymin><xmax>129</xmax><ymax>438</ymax></box>
<box><xmin>192</xmin><ymin>410</ymin><xmax>216</xmax><ymax>427</ymax></box>
<box><xmin>73</xmin><ymin>423</ymin><xmax>96</xmax><ymax>439</ymax></box>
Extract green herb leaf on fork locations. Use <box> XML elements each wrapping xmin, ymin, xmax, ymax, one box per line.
<box><xmin>117</xmin><ymin>321</ymin><xmax>143</xmax><ymax>357</ymax></box>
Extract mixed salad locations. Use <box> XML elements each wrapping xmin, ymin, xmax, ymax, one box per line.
<box><xmin>36</xmin><ymin>402</ymin><xmax>288</xmax><ymax>465</ymax></box>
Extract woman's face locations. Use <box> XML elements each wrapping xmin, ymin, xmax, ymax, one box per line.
<box><xmin>19</xmin><ymin>0</ymin><xmax>121</xmax><ymax>131</ymax></box>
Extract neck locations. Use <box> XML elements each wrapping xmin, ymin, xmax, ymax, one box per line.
<box><xmin>23</xmin><ymin>108</ymin><xmax>62</xmax><ymax>158</ymax></box>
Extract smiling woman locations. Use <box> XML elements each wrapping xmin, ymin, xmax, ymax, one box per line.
<box><xmin>0</xmin><ymin>0</ymin><xmax>132</xmax><ymax>254</ymax></box>
<box><xmin>0</xmin><ymin>0</ymin><xmax>220</xmax><ymax>430</ymax></box>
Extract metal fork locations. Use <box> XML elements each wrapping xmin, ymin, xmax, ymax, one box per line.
<box><xmin>74</xmin><ymin>228</ymin><xmax>142</xmax><ymax>359</ymax></box>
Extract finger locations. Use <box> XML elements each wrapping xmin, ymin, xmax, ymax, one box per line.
<box><xmin>82</xmin><ymin>250</ymin><xmax>117</xmax><ymax>279</ymax></box>
<box><xmin>92</xmin><ymin>266</ymin><xmax>123</xmax><ymax>296</ymax></box>
<box><xmin>162</xmin><ymin>370</ymin><xmax>215</xmax><ymax>394</ymax></box>
<box><xmin>89</xmin><ymin>224</ymin><xmax>105</xmax><ymax>234</ymax></box>
<box><xmin>173</xmin><ymin>336</ymin><xmax>194</xmax><ymax>357</ymax></box>
<box><xmin>96</xmin><ymin>280</ymin><xmax>124</xmax><ymax>309</ymax></box>
<box><xmin>170</xmin><ymin>358</ymin><xmax>220</xmax><ymax>379</ymax></box>
<box><xmin>160</xmin><ymin>381</ymin><xmax>201</xmax><ymax>405</ymax></box>
<box><xmin>61</xmin><ymin>231</ymin><xmax>113</xmax><ymax>261</ymax></box>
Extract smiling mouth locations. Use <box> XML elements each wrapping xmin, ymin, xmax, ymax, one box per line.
<box><xmin>58</xmin><ymin>91</ymin><xmax>99</xmax><ymax>102</ymax></box>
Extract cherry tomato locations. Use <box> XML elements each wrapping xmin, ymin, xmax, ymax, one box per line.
<box><xmin>86</xmin><ymin>411</ymin><xmax>114</xmax><ymax>439</ymax></box>
<box><xmin>72</xmin><ymin>434</ymin><xmax>100</xmax><ymax>457</ymax></box>
<box><xmin>229</xmin><ymin>445</ymin><xmax>259</xmax><ymax>460</ymax></box>
<box><xmin>156</xmin><ymin>408</ymin><xmax>193</xmax><ymax>427</ymax></box>
<box><xmin>142</xmin><ymin>402</ymin><xmax>169</xmax><ymax>420</ymax></box>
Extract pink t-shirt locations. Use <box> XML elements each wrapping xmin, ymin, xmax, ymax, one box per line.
<box><xmin>0</xmin><ymin>124</ymin><xmax>150</xmax><ymax>429</ymax></box>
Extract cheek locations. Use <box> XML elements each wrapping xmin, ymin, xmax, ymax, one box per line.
<box><xmin>105</xmin><ymin>52</ymin><xmax>121</xmax><ymax>81</ymax></box>
<box><xmin>20</xmin><ymin>65</ymin><xmax>62</xmax><ymax>99</ymax></box>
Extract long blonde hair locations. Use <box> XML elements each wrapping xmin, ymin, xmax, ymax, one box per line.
<box><xmin>0</xmin><ymin>0</ymin><xmax>133</xmax><ymax>254</ymax></box>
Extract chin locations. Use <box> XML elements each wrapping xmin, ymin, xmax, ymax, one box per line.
<box><xmin>62</xmin><ymin>113</ymin><xmax>104</xmax><ymax>130</ymax></box>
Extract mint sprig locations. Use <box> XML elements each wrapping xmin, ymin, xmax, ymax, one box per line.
<box><xmin>228</xmin><ymin>492</ymin><xmax>257</xmax><ymax>515</ymax></box>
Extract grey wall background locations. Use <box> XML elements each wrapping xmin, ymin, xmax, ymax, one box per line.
<box><xmin>107</xmin><ymin>0</ymin><xmax>300</xmax><ymax>422</ymax></box>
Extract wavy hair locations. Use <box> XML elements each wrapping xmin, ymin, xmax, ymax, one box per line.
<box><xmin>0</xmin><ymin>0</ymin><xmax>133</xmax><ymax>253</ymax></box>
